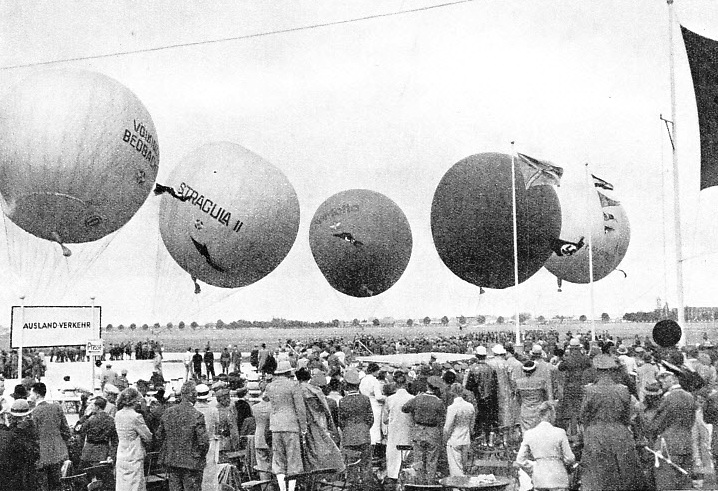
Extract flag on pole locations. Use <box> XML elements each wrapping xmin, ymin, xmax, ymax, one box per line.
<box><xmin>597</xmin><ymin>191</ymin><xmax>620</xmax><ymax>208</ymax></box>
<box><xmin>681</xmin><ymin>26</ymin><xmax>718</xmax><ymax>190</ymax></box>
<box><xmin>516</xmin><ymin>153</ymin><xmax>563</xmax><ymax>189</ymax></box>
<box><xmin>591</xmin><ymin>174</ymin><xmax>614</xmax><ymax>191</ymax></box>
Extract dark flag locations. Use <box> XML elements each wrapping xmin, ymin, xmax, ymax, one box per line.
<box><xmin>516</xmin><ymin>153</ymin><xmax>563</xmax><ymax>189</ymax></box>
<box><xmin>681</xmin><ymin>26</ymin><xmax>718</xmax><ymax>190</ymax></box>
<box><xmin>591</xmin><ymin>174</ymin><xmax>614</xmax><ymax>191</ymax></box>
<box><xmin>549</xmin><ymin>236</ymin><xmax>585</xmax><ymax>257</ymax></box>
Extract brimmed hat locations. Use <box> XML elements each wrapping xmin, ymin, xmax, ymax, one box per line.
<box><xmin>274</xmin><ymin>361</ymin><xmax>294</xmax><ymax>375</ymax></box>
<box><xmin>474</xmin><ymin>346</ymin><xmax>487</xmax><ymax>356</ymax></box>
<box><xmin>592</xmin><ymin>354</ymin><xmax>617</xmax><ymax>370</ymax></box>
<box><xmin>195</xmin><ymin>384</ymin><xmax>210</xmax><ymax>400</ymax></box>
<box><xmin>531</xmin><ymin>344</ymin><xmax>544</xmax><ymax>356</ymax></box>
<box><xmin>344</xmin><ymin>368</ymin><xmax>361</xmax><ymax>385</ymax></box>
<box><xmin>9</xmin><ymin>399</ymin><xmax>32</xmax><ymax>417</ymax></box>
<box><xmin>215</xmin><ymin>387</ymin><xmax>230</xmax><ymax>398</ymax></box>
<box><xmin>522</xmin><ymin>361</ymin><xmax>537</xmax><ymax>373</ymax></box>
<box><xmin>569</xmin><ymin>338</ymin><xmax>582</xmax><ymax>347</ymax></box>
<box><xmin>427</xmin><ymin>376</ymin><xmax>444</xmax><ymax>390</ymax></box>
<box><xmin>103</xmin><ymin>384</ymin><xmax>119</xmax><ymax>395</ymax></box>
<box><xmin>617</xmin><ymin>346</ymin><xmax>628</xmax><ymax>355</ymax></box>
<box><xmin>492</xmin><ymin>345</ymin><xmax>506</xmax><ymax>355</ymax></box>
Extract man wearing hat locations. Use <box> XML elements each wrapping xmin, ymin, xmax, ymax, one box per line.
<box><xmin>557</xmin><ymin>338</ymin><xmax>591</xmax><ymax>435</ymax></box>
<box><xmin>579</xmin><ymin>355</ymin><xmax>642</xmax><ymax>491</ymax></box>
<box><xmin>116</xmin><ymin>369</ymin><xmax>130</xmax><ymax>392</ymax></box>
<box><xmin>487</xmin><ymin>344</ymin><xmax>514</xmax><ymax>427</ymax></box>
<box><xmin>1</xmin><ymin>398</ymin><xmax>40</xmax><ymax>490</ymax></box>
<box><xmin>75</xmin><ymin>396</ymin><xmax>117</xmax><ymax>488</ymax></box>
<box><xmin>651</xmin><ymin>371</ymin><xmax>696</xmax><ymax>490</ymax></box>
<box><xmin>100</xmin><ymin>363</ymin><xmax>119</xmax><ymax>392</ymax></box>
<box><xmin>338</xmin><ymin>368</ymin><xmax>374</xmax><ymax>486</ymax></box>
<box><xmin>463</xmin><ymin>346</ymin><xmax>498</xmax><ymax>442</ymax></box>
<box><xmin>156</xmin><ymin>381</ymin><xmax>210</xmax><ymax>490</ymax></box>
<box><xmin>266</xmin><ymin>360</ymin><xmax>307</xmax><ymax>491</ymax></box>
<box><xmin>402</xmin><ymin>375</ymin><xmax>446</xmax><ymax>484</ymax></box>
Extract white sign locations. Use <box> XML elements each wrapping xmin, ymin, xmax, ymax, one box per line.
<box><xmin>86</xmin><ymin>339</ymin><xmax>104</xmax><ymax>355</ymax></box>
<box><xmin>10</xmin><ymin>306</ymin><xmax>102</xmax><ymax>348</ymax></box>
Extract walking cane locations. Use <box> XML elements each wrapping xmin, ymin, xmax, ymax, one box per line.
<box><xmin>643</xmin><ymin>446</ymin><xmax>689</xmax><ymax>475</ymax></box>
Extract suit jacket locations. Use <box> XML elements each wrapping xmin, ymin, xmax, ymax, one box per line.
<box><xmin>338</xmin><ymin>392</ymin><xmax>373</xmax><ymax>446</ymax></box>
<box><xmin>266</xmin><ymin>377</ymin><xmax>307</xmax><ymax>433</ymax></box>
<box><xmin>651</xmin><ymin>385</ymin><xmax>696</xmax><ymax>456</ymax></box>
<box><xmin>115</xmin><ymin>407</ymin><xmax>152</xmax><ymax>463</ymax></box>
<box><xmin>156</xmin><ymin>401</ymin><xmax>209</xmax><ymax>470</ymax></box>
<box><xmin>31</xmin><ymin>400</ymin><xmax>70</xmax><ymax>466</ymax></box>
<box><xmin>252</xmin><ymin>400</ymin><xmax>271</xmax><ymax>450</ymax></box>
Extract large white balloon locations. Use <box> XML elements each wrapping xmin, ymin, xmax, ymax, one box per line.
<box><xmin>158</xmin><ymin>142</ymin><xmax>300</xmax><ymax>290</ymax></box>
<box><xmin>0</xmin><ymin>69</ymin><xmax>159</xmax><ymax>246</ymax></box>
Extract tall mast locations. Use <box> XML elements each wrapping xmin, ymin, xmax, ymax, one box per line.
<box><xmin>668</xmin><ymin>0</ymin><xmax>687</xmax><ymax>344</ymax></box>
<box><xmin>511</xmin><ymin>142</ymin><xmax>521</xmax><ymax>346</ymax></box>
<box><xmin>585</xmin><ymin>163</ymin><xmax>597</xmax><ymax>341</ymax></box>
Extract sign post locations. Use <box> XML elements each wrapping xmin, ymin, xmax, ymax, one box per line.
<box><xmin>90</xmin><ymin>297</ymin><xmax>97</xmax><ymax>394</ymax></box>
<box><xmin>17</xmin><ymin>296</ymin><xmax>25</xmax><ymax>381</ymax></box>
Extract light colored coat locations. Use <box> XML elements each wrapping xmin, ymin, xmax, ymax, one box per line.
<box><xmin>266</xmin><ymin>376</ymin><xmax>307</xmax><ymax>433</ymax></box>
<box><xmin>115</xmin><ymin>407</ymin><xmax>152</xmax><ymax>491</ymax></box>
<box><xmin>443</xmin><ymin>396</ymin><xmax>474</xmax><ymax>446</ymax></box>
<box><xmin>515</xmin><ymin>420</ymin><xmax>575</xmax><ymax>489</ymax></box>
<box><xmin>383</xmin><ymin>388</ymin><xmax>414</xmax><ymax>479</ymax></box>
<box><xmin>359</xmin><ymin>373</ymin><xmax>386</xmax><ymax>445</ymax></box>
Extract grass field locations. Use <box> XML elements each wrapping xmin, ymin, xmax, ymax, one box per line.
<box><xmin>2</xmin><ymin>320</ymin><xmax>715</xmax><ymax>353</ymax></box>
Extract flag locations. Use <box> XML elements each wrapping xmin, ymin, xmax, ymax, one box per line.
<box><xmin>591</xmin><ymin>174</ymin><xmax>614</xmax><ymax>191</ymax></box>
<box><xmin>681</xmin><ymin>26</ymin><xmax>718</xmax><ymax>190</ymax></box>
<box><xmin>597</xmin><ymin>191</ymin><xmax>620</xmax><ymax>208</ymax></box>
<box><xmin>549</xmin><ymin>236</ymin><xmax>585</xmax><ymax>257</ymax></box>
<box><xmin>516</xmin><ymin>153</ymin><xmax>563</xmax><ymax>189</ymax></box>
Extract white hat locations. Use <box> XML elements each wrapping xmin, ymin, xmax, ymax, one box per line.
<box><xmin>492</xmin><ymin>345</ymin><xmax>506</xmax><ymax>355</ymax></box>
<box><xmin>103</xmin><ymin>384</ymin><xmax>119</xmax><ymax>394</ymax></box>
<box><xmin>195</xmin><ymin>384</ymin><xmax>210</xmax><ymax>400</ymax></box>
<box><xmin>474</xmin><ymin>346</ymin><xmax>487</xmax><ymax>356</ymax></box>
<box><xmin>274</xmin><ymin>360</ymin><xmax>294</xmax><ymax>375</ymax></box>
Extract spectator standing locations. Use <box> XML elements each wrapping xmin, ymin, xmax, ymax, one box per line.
<box><xmin>157</xmin><ymin>381</ymin><xmax>209</xmax><ymax>491</ymax></box>
<box><xmin>252</xmin><ymin>391</ymin><xmax>273</xmax><ymax>481</ymax></box>
<box><xmin>359</xmin><ymin>363</ymin><xmax>387</xmax><ymax>455</ymax></box>
<box><xmin>76</xmin><ymin>396</ymin><xmax>118</xmax><ymax>469</ymax></box>
<box><xmin>266</xmin><ymin>360</ymin><xmax>307</xmax><ymax>491</ymax></box>
<box><xmin>338</xmin><ymin>368</ymin><xmax>374</xmax><ymax>486</ymax></box>
<box><xmin>203</xmin><ymin>349</ymin><xmax>215</xmax><ymax>382</ymax></box>
<box><xmin>402</xmin><ymin>376</ymin><xmax>446</xmax><ymax>485</ymax></box>
<box><xmin>557</xmin><ymin>338</ymin><xmax>591</xmax><ymax>435</ymax></box>
<box><xmin>194</xmin><ymin>384</ymin><xmax>220</xmax><ymax>489</ymax></box>
<box><xmin>651</xmin><ymin>371</ymin><xmax>696</xmax><ymax>491</ymax></box>
<box><xmin>383</xmin><ymin>370</ymin><xmax>414</xmax><ymax>486</ymax></box>
<box><xmin>29</xmin><ymin>382</ymin><xmax>71</xmax><ymax>491</ymax></box>
<box><xmin>463</xmin><ymin>346</ymin><xmax>498</xmax><ymax>441</ymax></box>
<box><xmin>579</xmin><ymin>354</ymin><xmax>642</xmax><ymax>491</ymax></box>
<box><xmin>231</xmin><ymin>346</ymin><xmax>242</xmax><ymax>374</ymax></box>
<box><xmin>184</xmin><ymin>348</ymin><xmax>193</xmax><ymax>381</ymax></box>
<box><xmin>116</xmin><ymin>369</ymin><xmax>130</xmax><ymax>392</ymax></box>
<box><xmin>115</xmin><ymin>388</ymin><xmax>152</xmax><ymax>491</ymax></box>
<box><xmin>192</xmin><ymin>350</ymin><xmax>203</xmax><ymax>380</ymax></box>
<box><xmin>220</xmin><ymin>348</ymin><xmax>231</xmax><ymax>375</ymax></box>
<box><xmin>515</xmin><ymin>361</ymin><xmax>549</xmax><ymax>432</ymax></box>
<box><xmin>0</xmin><ymin>399</ymin><xmax>40</xmax><ymax>490</ymax></box>
<box><xmin>443</xmin><ymin>382</ymin><xmax>474</xmax><ymax>477</ymax></box>
<box><xmin>515</xmin><ymin>401</ymin><xmax>575</xmax><ymax>491</ymax></box>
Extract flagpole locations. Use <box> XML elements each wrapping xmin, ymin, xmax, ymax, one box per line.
<box><xmin>668</xmin><ymin>0</ymin><xmax>687</xmax><ymax>345</ymax></box>
<box><xmin>585</xmin><ymin>164</ymin><xmax>597</xmax><ymax>341</ymax></box>
<box><xmin>511</xmin><ymin>142</ymin><xmax>521</xmax><ymax>347</ymax></box>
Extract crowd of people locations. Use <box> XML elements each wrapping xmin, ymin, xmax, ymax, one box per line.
<box><xmin>1</xmin><ymin>327</ymin><xmax>717</xmax><ymax>491</ymax></box>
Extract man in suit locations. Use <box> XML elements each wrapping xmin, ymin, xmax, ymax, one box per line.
<box><xmin>338</xmin><ymin>368</ymin><xmax>374</xmax><ymax>486</ymax></box>
<box><xmin>266</xmin><ymin>360</ymin><xmax>307</xmax><ymax>491</ymax></box>
<box><xmin>75</xmin><ymin>396</ymin><xmax>117</xmax><ymax>486</ymax></box>
<box><xmin>156</xmin><ymin>381</ymin><xmax>210</xmax><ymax>491</ymax></box>
<box><xmin>557</xmin><ymin>338</ymin><xmax>592</xmax><ymax>435</ymax></box>
<box><xmin>463</xmin><ymin>346</ymin><xmax>498</xmax><ymax>441</ymax></box>
<box><xmin>29</xmin><ymin>382</ymin><xmax>71</xmax><ymax>491</ymax></box>
<box><xmin>652</xmin><ymin>371</ymin><xmax>696</xmax><ymax>490</ymax></box>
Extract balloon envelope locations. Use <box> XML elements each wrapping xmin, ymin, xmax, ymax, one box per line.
<box><xmin>159</xmin><ymin>142</ymin><xmax>300</xmax><ymax>289</ymax></box>
<box><xmin>0</xmin><ymin>69</ymin><xmax>159</xmax><ymax>244</ymax></box>
<box><xmin>431</xmin><ymin>152</ymin><xmax>561</xmax><ymax>289</ymax></box>
<box><xmin>544</xmin><ymin>171</ymin><xmax>630</xmax><ymax>284</ymax></box>
<box><xmin>309</xmin><ymin>189</ymin><xmax>412</xmax><ymax>297</ymax></box>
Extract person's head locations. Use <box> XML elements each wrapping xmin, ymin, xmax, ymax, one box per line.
<box><xmin>367</xmin><ymin>363</ymin><xmax>380</xmax><ymax>375</ymax></box>
<box><xmin>295</xmin><ymin>368</ymin><xmax>311</xmax><ymax>383</ymax></box>
<box><xmin>522</xmin><ymin>360</ymin><xmax>537</xmax><ymax>376</ymax></box>
<box><xmin>63</xmin><ymin>375</ymin><xmax>71</xmax><ymax>382</ymax></box>
<box><xmin>195</xmin><ymin>349</ymin><xmax>199</xmax><ymax>353</ymax></box>
<box><xmin>180</xmin><ymin>381</ymin><xmax>197</xmax><ymax>405</ymax></box>
<box><xmin>29</xmin><ymin>382</ymin><xmax>46</xmax><ymax>402</ymax></box>
<box><xmin>442</xmin><ymin>370</ymin><xmax>456</xmax><ymax>386</ymax></box>
<box><xmin>449</xmin><ymin>382</ymin><xmax>464</xmax><ymax>399</ymax></box>
<box><xmin>657</xmin><ymin>371</ymin><xmax>678</xmax><ymax>391</ymax></box>
<box><xmin>216</xmin><ymin>388</ymin><xmax>231</xmax><ymax>407</ymax></box>
<box><xmin>643</xmin><ymin>382</ymin><xmax>663</xmax><ymax>407</ymax></box>
<box><xmin>121</xmin><ymin>369</ymin><xmax>128</xmax><ymax>376</ymax></box>
<box><xmin>93</xmin><ymin>396</ymin><xmax>107</xmax><ymax>412</ymax></box>
<box><xmin>116</xmin><ymin>387</ymin><xmax>142</xmax><ymax>411</ymax></box>
<box><xmin>538</xmin><ymin>401</ymin><xmax>556</xmax><ymax>424</ymax></box>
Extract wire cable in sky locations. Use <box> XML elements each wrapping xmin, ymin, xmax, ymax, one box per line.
<box><xmin>0</xmin><ymin>0</ymin><xmax>477</xmax><ymax>71</ymax></box>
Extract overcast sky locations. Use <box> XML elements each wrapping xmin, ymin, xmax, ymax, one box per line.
<box><xmin>1</xmin><ymin>0</ymin><xmax>717</xmax><ymax>326</ymax></box>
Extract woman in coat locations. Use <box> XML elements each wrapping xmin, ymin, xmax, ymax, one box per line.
<box><xmin>115</xmin><ymin>387</ymin><xmax>153</xmax><ymax>491</ymax></box>
<box><xmin>515</xmin><ymin>360</ymin><xmax>549</xmax><ymax>431</ymax></box>
<box><xmin>297</xmin><ymin>369</ymin><xmax>345</xmax><ymax>472</ymax></box>
<box><xmin>579</xmin><ymin>355</ymin><xmax>643</xmax><ymax>491</ymax></box>
<box><xmin>515</xmin><ymin>401</ymin><xmax>575</xmax><ymax>491</ymax></box>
